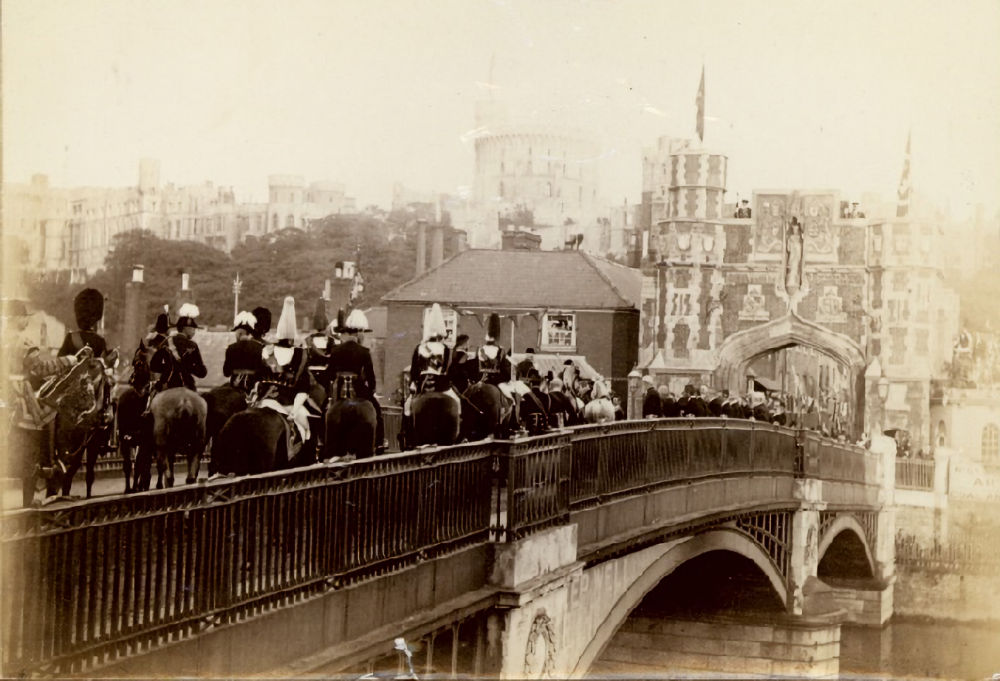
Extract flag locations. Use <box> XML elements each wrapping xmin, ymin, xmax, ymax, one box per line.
<box><xmin>695</xmin><ymin>65</ymin><xmax>705</xmax><ymax>142</ymax></box>
<box><xmin>896</xmin><ymin>132</ymin><xmax>911</xmax><ymax>218</ymax></box>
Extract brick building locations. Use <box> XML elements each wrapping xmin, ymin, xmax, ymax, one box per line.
<box><xmin>381</xmin><ymin>229</ymin><xmax>641</xmax><ymax>397</ymax></box>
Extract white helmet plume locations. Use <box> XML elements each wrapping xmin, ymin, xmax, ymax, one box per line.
<box><xmin>423</xmin><ymin>303</ymin><xmax>447</xmax><ymax>342</ymax></box>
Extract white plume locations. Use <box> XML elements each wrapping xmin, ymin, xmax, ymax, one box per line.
<box><xmin>233</xmin><ymin>310</ymin><xmax>257</xmax><ymax>328</ymax></box>
<box><xmin>178</xmin><ymin>303</ymin><xmax>200</xmax><ymax>318</ymax></box>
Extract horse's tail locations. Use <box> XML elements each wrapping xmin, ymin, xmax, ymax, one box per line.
<box><xmin>162</xmin><ymin>391</ymin><xmax>206</xmax><ymax>451</ymax></box>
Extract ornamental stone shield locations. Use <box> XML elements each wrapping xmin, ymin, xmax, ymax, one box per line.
<box><xmin>523</xmin><ymin>610</ymin><xmax>556</xmax><ymax>677</ymax></box>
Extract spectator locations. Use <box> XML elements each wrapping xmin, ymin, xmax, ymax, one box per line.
<box><xmin>641</xmin><ymin>375</ymin><xmax>662</xmax><ymax>418</ymax></box>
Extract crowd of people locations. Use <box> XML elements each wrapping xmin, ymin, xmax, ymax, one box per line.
<box><xmin>640</xmin><ymin>376</ymin><xmax>866</xmax><ymax>444</ymax></box>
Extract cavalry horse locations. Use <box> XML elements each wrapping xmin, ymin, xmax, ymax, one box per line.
<box><xmin>582</xmin><ymin>379</ymin><xmax>616</xmax><ymax>424</ymax></box>
<box><xmin>38</xmin><ymin>346</ymin><xmax>118</xmax><ymax>498</ymax></box>
<box><xmin>324</xmin><ymin>373</ymin><xmax>377</xmax><ymax>459</ymax></box>
<box><xmin>460</xmin><ymin>379</ymin><xmax>512</xmax><ymax>442</ymax></box>
<box><xmin>211</xmin><ymin>376</ymin><xmax>326</xmax><ymax>476</ymax></box>
<box><xmin>119</xmin><ymin>340</ymin><xmax>209</xmax><ymax>490</ymax></box>
<box><xmin>405</xmin><ymin>374</ymin><xmax>461</xmax><ymax>448</ymax></box>
<box><xmin>115</xmin><ymin>342</ymin><xmax>155</xmax><ymax>492</ymax></box>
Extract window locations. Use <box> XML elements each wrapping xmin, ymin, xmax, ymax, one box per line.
<box><xmin>983</xmin><ymin>424</ymin><xmax>999</xmax><ymax>461</ymax></box>
<box><xmin>541</xmin><ymin>313</ymin><xmax>576</xmax><ymax>351</ymax></box>
<box><xmin>423</xmin><ymin>306</ymin><xmax>458</xmax><ymax>346</ymax></box>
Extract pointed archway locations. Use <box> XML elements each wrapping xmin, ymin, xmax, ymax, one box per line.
<box><xmin>713</xmin><ymin>313</ymin><xmax>868</xmax><ymax>435</ymax></box>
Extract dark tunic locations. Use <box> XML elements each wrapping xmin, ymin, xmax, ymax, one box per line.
<box><xmin>661</xmin><ymin>397</ymin><xmax>679</xmax><ymax>418</ymax></box>
<box><xmin>519</xmin><ymin>388</ymin><xmax>551</xmax><ymax>435</ymax></box>
<box><xmin>324</xmin><ymin>340</ymin><xmax>377</xmax><ymax>400</ymax></box>
<box><xmin>642</xmin><ymin>387</ymin><xmax>662</xmax><ymax>418</ymax></box>
<box><xmin>150</xmin><ymin>334</ymin><xmax>207</xmax><ymax>391</ymax></box>
<box><xmin>58</xmin><ymin>330</ymin><xmax>108</xmax><ymax>359</ymax></box>
<box><xmin>447</xmin><ymin>348</ymin><xmax>472</xmax><ymax>394</ymax></box>
<box><xmin>223</xmin><ymin>338</ymin><xmax>268</xmax><ymax>392</ymax></box>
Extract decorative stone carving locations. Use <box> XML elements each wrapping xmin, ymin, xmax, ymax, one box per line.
<box><xmin>738</xmin><ymin>284</ymin><xmax>770</xmax><ymax>321</ymax></box>
<box><xmin>816</xmin><ymin>286</ymin><xmax>847</xmax><ymax>323</ymax></box>
<box><xmin>523</xmin><ymin>610</ymin><xmax>556</xmax><ymax>678</ymax></box>
<box><xmin>755</xmin><ymin>195</ymin><xmax>786</xmax><ymax>255</ymax></box>
<box><xmin>802</xmin><ymin>195</ymin><xmax>834</xmax><ymax>255</ymax></box>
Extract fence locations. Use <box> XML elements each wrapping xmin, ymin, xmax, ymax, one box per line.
<box><xmin>895</xmin><ymin>458</ymin><xmax>935</xmax><ymax>490</ymax></box>
<box><xmin>2</xmin><ymin>418</ymin><xmax>876</xmax><ymax>676</ymax></box>
<box><xmin>1</xmin><ymin>442</ymin><xmax>495</xmax><ymax>676</ymax></box>
<box><xmin>895</xmin><ymin>532</ymin><xmax>1000</xmax><ymax>574</ymax></box>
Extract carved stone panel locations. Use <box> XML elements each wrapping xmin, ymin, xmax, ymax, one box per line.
<box><xmin>738</xmin><ymin>284</ymin><xmax>770</xmax><ymax>322</ymax></box>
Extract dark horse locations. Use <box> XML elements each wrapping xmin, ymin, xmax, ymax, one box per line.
<box><xmin>405</xmin><ymin>376</ymin><xmax>461</xmax><ymax>448</ymax></box>
<box><xmin>460</xmin><ymin>380</ymin><xmax>512</xmax><ymax>442</ymax></box>
<box><xmin>324</xmin><ymin>373</ymin><xmax>377</xmax><ymax>460</ymax></box>
<box><xmin>119</xmin><ymin>340</ymin><xmax>209</xmax><ymax>489</ymax></box>
<box><xmin>202</xmin><ymin>384</ymin><xmax>248</xmax><ymax>474</ymax></box>
<box><xmin>38</xmin><ymin>346</ymin><xmax>117</xmax><ymax>498</ymax></box>
<box><xmin>149</xmin><ymin>387</ymin><xmax>208</xmax><ymax>488</ymax></box>
<box><xmin>212</xmin><ymin>378</ymin><xmax>326</xmax><ymax>476</ymax></box>
<box><xmin>115</xmin><ymin>343</ymin><xmax>154</xmax><ymax>492</ymax></box>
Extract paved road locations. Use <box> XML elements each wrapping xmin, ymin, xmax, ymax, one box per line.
<box><xmin>3</xmin><ymin>462</ymin><xmax>211</xmax><ymax>511</ymax></box>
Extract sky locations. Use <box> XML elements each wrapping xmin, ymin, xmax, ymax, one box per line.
<box><xmin>3</xmin><ymin>0</ymin><xmax>999</xmax><ymax>218</ymax></box>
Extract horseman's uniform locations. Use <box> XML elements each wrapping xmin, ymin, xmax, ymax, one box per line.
<box><xmin>150</xmin><ymin>305</ymin><xmax>207</xmax><ymax>392</ymax></box>
<box><xmin>323</xmin><ymin>308</ymin><xmax>385</xmax><ymax>452</ymax></box>
<box><xmin>58</xmin><ymin>288</ymin><xmax>108</xmax><ymax>360</ymax></box>
<box><xmin>305</xmin><ymin>298</ymin><xmax>333</xmax><ymax>387</ymax></box>
<box><xmin>223</xmin><ymin>311</ymin><xmax>268</xmax><ymax>394</ymax></box>
<box><xmin>58</xmin><ymin>287</ymin><xmax>113</xmax><ymax>438</ymax></box>
<box><xmin>255</xmin><ymin>297</ymin><xmax>316</xmax><ymax>448</ymax></box>
<box><xmin>518</xmin><ymin>370</ymin><xmax>551</xmax><ymax>435</ymax></box>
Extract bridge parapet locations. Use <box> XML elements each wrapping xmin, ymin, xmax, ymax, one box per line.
<box><xmin>1</xmin><ymin>419</ymin><xmax>888</xmax><ymax>677</ymax></box>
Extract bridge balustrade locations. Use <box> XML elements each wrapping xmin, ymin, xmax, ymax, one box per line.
<box><xmin>895</xmin><ymin>458</ymin><xmax>934</xmax><ymax>490</ymax></box>
<box><xmin>1</xmin><ymin>442</ymin><xmax>494</xmax><ymax>676</ymax></box>
<box><xmin>1</xmin><ymin>418</ymin><xmax>879</xmax><ymax>676</ymax></box>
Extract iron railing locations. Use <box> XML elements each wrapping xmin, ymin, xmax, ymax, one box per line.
<box><xmin>1</xmin><ymin>443</ymin><xmax>494</xmax><ymax>676</ymax></box>
<box><xmin>895</xmin><ymin>458</ymin><xmax>935</xmax><ymax>490</ymax></box>
<box><xmin>2</xmin><ymin>418</ymin><xmax>877</xmax><ymax>676</ymax></box>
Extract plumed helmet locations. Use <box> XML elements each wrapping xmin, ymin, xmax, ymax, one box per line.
<box><xmin>275</xmin><ymin>296</ymin><xmax>298</xmax><ymax>346</ymax></box>
<box><xmin>331</xmin><ymin>308</ymin><xmax>347</xmax><ymax>335</ymax></box>
<box><xmin>344</xmin><ymin>309</ymin><xmax>371</xmax><ymax>333</ymax></box>
<box><xmin>423</xmin><ymin>303</ymin><xmax>447</xmax><ymax>342</ymax></box>
<box><xmin>486</xmin><ymin>313</ymin><xmax>501</xmax><ymax>343</ymax></box>
<box><xmin>154</xmin><ymin>312</ymin><xmax>170</xmax><ymax>335</ymax></box>
<box><xmin>251</xmin><ymin>306</ymin><xmax>272</xmax><ymax>339</ymax></box>
<box><xmin>232</xmin><ymin>310</ymin><xmax>257</xmax><ymax>334</ymax></box>
<box><xmin>73</xmin><ymin>288</ymin><xmax>104</xmax><ymax>330</ymax></box>
<box><xmin>176</xmin><ymin>303</ymin><xmax>200</xmax><ymax>330</ymax></box>
<box><xmin>312</xmin><ymin>298</ymin><xmax>329</xmax><ymax>332</ymax></box>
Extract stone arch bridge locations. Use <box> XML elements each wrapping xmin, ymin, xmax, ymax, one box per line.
<box><xmin>1</xmin><ymin>420</ymin><xmax>896</xmax><ymax>677</ymax></box>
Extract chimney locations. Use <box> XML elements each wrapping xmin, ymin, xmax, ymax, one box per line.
<box><xmin>429</xmin><ymin>223</ymin><xmax>444</xmax><ymax>269</ymax></box>
<box><xmin>501</xmin><ymin>227</ymin><xmax>542</xmax><ymax>251</ymax></box>
<box><xmin>122</xmin><ymin>265</ymin><xmax>145</xmax><ymax>354</ymax></box>
<box><xmin>415</xmin><ymin>219</ymin><xmax>427</xmax><ymax>275</ymax></box>
<box><xmin>176</xmin><ymin>271</ymin><xmax>195</xmax><ymax>310</ymax></box>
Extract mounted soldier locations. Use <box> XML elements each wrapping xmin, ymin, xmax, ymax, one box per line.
<box><xmin>404</xmin><ymin>303</ymin><xmax>461</xmax><ymax>447</ymax></box>
<box><xmin>58</xmin><ymin>288</ymin><xmax>109</xmax><ymax>360</ymax></box>
<box><xmin>306</xmin><ymin>298</ymin><xmax>333</xmax><ymax>387</ymax></box>
<box><xmin>150</xmin><ymin>303</ymin><xmax>208</xmax><ymax>393</ymax></box>
<box><xmin>410</xmin><ymin>303</ymin><xmax>453</xmax><ymax>396</ymax></box>
<box><xmin>256</xmin><ymin>297</ymin><xmax>321</xmax><ymax>456</ymax></box>
<box><xmin>222</xmin><ymin>310</ymin><xmax>268</xmax><ymax>395</ymax></box>
<box><xmin>324</xmin><ymin>308</ymin><xmax>385</xmax><ymax>456</ymax></box>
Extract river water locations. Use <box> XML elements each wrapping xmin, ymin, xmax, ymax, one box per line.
<box><xmin>841</xmin><ymin>618</ymin><xmax>1000</xmax><ymax>680</ymax></box>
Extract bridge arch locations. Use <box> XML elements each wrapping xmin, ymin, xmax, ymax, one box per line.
<box><xmin>817</xmin><ymin>515</ymin><xmax>876</xmax><ymax>580</ymax></box>
<box><xmin>573</xmin><ymin>529</ymin><xmax>787</xmax><ymax>676</ymax></box>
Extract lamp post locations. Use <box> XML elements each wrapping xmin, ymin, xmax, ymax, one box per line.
<box><xmin>627</xmin><ymin>369</ymin><xmax>642</xmax><ymax>420</ymax></box>
<box><xmin>232</xmin><ymin>272</ymin><xmax>242</xmax><ymax>324</ymax></box>
<box><xmin>746</xmin><ymin>367</ymin><xmax>757</xmax><ymax>396</ymax></box>
<box><xmin>877</xmin><ymin>374</ymin><xmax>890</xmax><ymax>436</ymax></box>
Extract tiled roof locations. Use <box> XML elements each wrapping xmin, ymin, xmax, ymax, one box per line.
<box><xmin>382</xmin><ymin>250</ymin><xmax>641</xmax><ymax>309</ymax></box>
